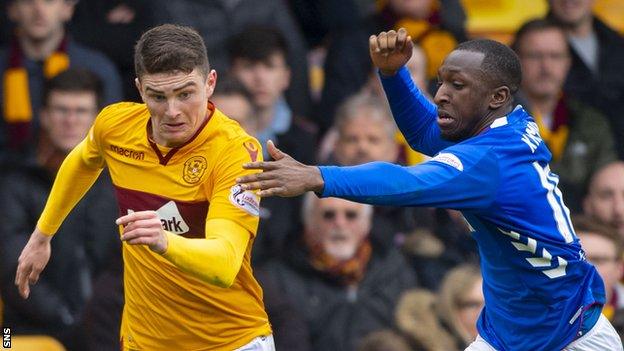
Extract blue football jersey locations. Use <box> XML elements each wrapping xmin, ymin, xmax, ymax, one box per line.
<box><xmin>318</xmin><ymin>67</ymin><xmax>605</xmax><ymax>351</ymax></box>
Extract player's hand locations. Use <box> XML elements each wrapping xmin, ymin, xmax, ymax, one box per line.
<box><xmin>369</xmin><ymin>28</ymin><xmax>414</xmax><ymax>76</ymax></box>
<box><xmin>117</xmin><ymin>211</ymin><xmax>168</xmax><ymax>254</ymax></box>
<box><xmin>237</xmin><ymin>140</ymin><xmax>324</xmax><ymax>197</ymax></box>
<box><xmin>15</xmin><ymin>229</ymin><xmax>52</xmax><ymax>299</ymax></box>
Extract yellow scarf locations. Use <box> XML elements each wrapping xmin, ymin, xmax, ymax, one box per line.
<box><xmin>532</xmin><ymin>96</ymin><xmax>570</xmax><ymax>161</ymax></box>
<box><xmin>3</xmin><ymin>37</ymin><xmax>69</xmax><ymax>148</ymax></box>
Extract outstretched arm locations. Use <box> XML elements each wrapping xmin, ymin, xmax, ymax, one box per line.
<box><xmin>16</xmin><ymin>141</ymin><xmax>103</xmax><ymax>298</ymax></box>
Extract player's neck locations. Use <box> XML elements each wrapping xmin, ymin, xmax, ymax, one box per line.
<box><xmin>474</xmin><ymin>105</ymin><xmax>513</xmax><ymax>135</ymax></box>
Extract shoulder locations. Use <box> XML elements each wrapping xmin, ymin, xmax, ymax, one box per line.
<box><xmin>93</xmin><ymin>102</ymin><xmax>147</xmax><ymax>136</ymax></box>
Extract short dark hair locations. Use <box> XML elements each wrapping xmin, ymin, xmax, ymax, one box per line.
<box><xmin>455</xmin><ymin>39</ymin><xmax>522</xmax><ymax>94</ymax></box>
<box><xmin>573</xmin><ymin>215</ymin><xmax>623</xmax><ymax>259</ymax></box>
<box><xmin>212</xmin><ymin>76</ymin><xmax>254</xmax><ymax>105</ymax></box>
<box><xmin>43</xmin><ymin>68</ymin><xmax>103</xmax><ymax>108</ymax></box>
<box><xmin>134</xmin><ymin>24</ymin><xmax>209</xmax><ymax>79</ymax></box>
<box><xmin>227</xmin><ymin>26</ymin><xmax>289</xmax><ymax>64</ymax></box>
<box><xmin>511</xmin><ymin>18</ymin><xmax>567</xmax><ymax>53</ymax></box>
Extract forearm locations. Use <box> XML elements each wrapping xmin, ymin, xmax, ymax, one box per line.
<box><xmin>161</xmin><ymin>218</ymin><xmax>249</xmax><ymax>288</ymax></box>
<box><xmin>37</xmin><ymin>142</ymin><xmax>103</xmax><ymax>235</ymax></box>
<box><xmin>380</xmin><ymin>67</ymin><xmax>450</xmax><ymax>156</ymax></box>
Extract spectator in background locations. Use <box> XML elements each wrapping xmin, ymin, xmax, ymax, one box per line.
<box><xmin>395</xmin><ymin>264</ymin><xmax>483</xmax><ymax>351</ymax></box>
<box><xmin>228</xmin><ymin>27</ymin><xmax>317</xmax><ymax>264</ymax></box>
<box><xmin>512</xmin><ymin>18</ymin><xmax>616</xmax><ymax>212</ymax></box>
<box><xmin>584</xmin><ymin>161</ymin><xmax>624</xmax><ymax>239</ymax></box>
<box><xmin>0</xmin><ymin>0</ymin><xmax>122</xmax><ymax>162</ymax></box>
<box><xmin>150</xmin><ymin>0</ymin><xmax>311</xmax><ymax>118</ymax></box>
<box><xmin>548</xmin><ymin>0</ymin><xmax>624</xmax><ymax>158</ymax></box>
<box><xmin>229</xmin><ymin>26</ymin><xmax>316</xmax><ymax>165</ymax></box>
<box><xmin>0</xmin><ymin>69</ymin><xmax>119</xmax><ymax>349</ymax></box>
<box><xmin>573</xmin><ymin>216</ymin><xmax>624</xmax><ymax>321</ymax></box>
<box><xmin>259</xmin><ymin>194</ymin><xmax>417</xmax><ymax>351</ymax></box>
<box><xmin>212</xmin><ymin>75</ymin><xmax>295</xmax><ymax>265</ymax></box>
<box><xmin>69</xmin><ymin>0</ymin><xmax>158</xmax><ymax>101</ymax></box>
<box><xmin>211</xmin><ymin>76</ymin><xmax>258</xmax><ymax>136</ymax></box>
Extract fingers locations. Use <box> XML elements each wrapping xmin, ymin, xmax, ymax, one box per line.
<box><xmin>257</xmin><ymin>187</ymin><xmax>288</xmax><ymax>197</ymax></box>
<box><xmin>238</xmin><ymin>179</ymin><xmax>283</xmax><ymax>192</ymax></box>
<box><xmin>369</xmin><ymin>35</ymin><xmax>380</xmax><ymax>54</ymax></box>
<box><xmin>15</xmin><ymin>264</ymin><xmax>29</xmax><ymax>297</ymax></box>
<box><xmin>397</xmin><ymin>28</ymin><xmax>408</xmax><ymax>51</ymax></box>
<box><xmin>116</xmin><ymin>210</ymin><xmax>158</xmax><ymax>226</ymax></box>
<box><xmin>267</xmin><ymin>140</ymin><xmax>286</xmax><ymax>161</ymax></box>
<box><xmin>241</xmin><ymin>161</ymin><xmax>280</xmax><ymax>171</ymax></box>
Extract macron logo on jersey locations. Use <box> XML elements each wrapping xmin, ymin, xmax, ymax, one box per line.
<box><xmin>127</xmin><ymin>201</ymin><xmax>190</xmax><ymax>235</ymax></box>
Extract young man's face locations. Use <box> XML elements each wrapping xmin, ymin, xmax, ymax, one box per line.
<box><xmin>136</xmin><ymin>68</ymin><xmax>216</xmax><ymax>147</ymax></box>
<box><xmin>230</xmin><ymin>53</ymin><xmax>290</xmax><ymax>109</ymax></box>
<box><xmin>434</xmin><ymin>50</ymin><xmax>494</xmax><ymax>141</ymax></box>
<box><xmin>8</xmin><ymin>0</ymin><xmax>74</xmax><ymax>42</ymax></box>
<box><xmin>40</xmin><ymin>90</ymin><xmax>98</xmax><ymax>152</ymax></box>
<box><xmin>518</xmin><ymin>29</ymin><xmax>571</xmax><ymax>101</ymax></box>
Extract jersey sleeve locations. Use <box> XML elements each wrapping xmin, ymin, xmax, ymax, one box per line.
<box><xmin>319</xmin><ymin>144</ymin><xmax>500</xmax><ymax>210</ymax></box>
<box><xmin>206</xmin><ymin>135</ymin><xmax>263</xmax><ymax>236</ymax></box>
<box><xmin>80</xmin><ymin>105</ymin><xmax>112</xmax><ymax>169</ymax></box>
<box><xmin>379</xmin><ymin>66</ymin><xmax>454</xmax><ymax>156</ymax></box>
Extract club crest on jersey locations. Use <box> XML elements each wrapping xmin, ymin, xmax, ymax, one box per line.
<box><xmin>243</xmin><ymin>141</ymin><xmax>259</xmax><ymax>162</ymax></box>
<box><xmin>229</xmin><ymin>184</ymin><xmax>260</xmax><ymax>216</ymax></box>
<box><xmin>183</xmin><ymin>156</ymin><xmax>207</xmax><ymax>184</ymax></box>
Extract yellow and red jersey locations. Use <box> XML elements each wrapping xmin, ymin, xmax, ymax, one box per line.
<box><xmin>74</xmin><ymin>102</ymin><xmax>269</xmax><ymax>349</ymax></box>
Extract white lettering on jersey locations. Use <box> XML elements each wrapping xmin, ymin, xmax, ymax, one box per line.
<box><xmin>521</xmin><ymin>121</ymin><xmax>542</xmax><ymax>153</ymax></box>
<box><xmin>127</xmin><ymin>201</ymin><xmax>190</xmax><ymax>235</ymax></box>
<box><xmin>431</xmin><ymin>153</ymin><xmax>463</xmax><ymax>171</ymax></box>
<box><xmin>229</xmin><ymin>185</ymin><xmax>260</xmax><ymax>217</ymax></box>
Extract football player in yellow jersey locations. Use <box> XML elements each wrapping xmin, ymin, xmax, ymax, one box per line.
<box><xmin>14</xmin><ymin>24</ymin><xmax>274</xmax><ymax>350</ymax></box>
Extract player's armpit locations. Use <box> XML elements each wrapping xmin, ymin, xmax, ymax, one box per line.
<box><xmin>161</xmin><ymin>218</ymin><xmax>250</xmax><ymax>288</ymax></box>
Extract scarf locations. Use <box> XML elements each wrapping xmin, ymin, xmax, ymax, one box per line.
<box><xmin>308</xmin><ymin>239</ymin><xmax>372</xmax><ymax>286</ymax></box>
<box><xmin>533</xmin><ymin>95</ymin><xmax>570</xmax><ymax>161</ymax></box>
<box><xmin>3</xmin><ymin>35</ymin><xmax>69</xmax><ymax>149</ymax></box>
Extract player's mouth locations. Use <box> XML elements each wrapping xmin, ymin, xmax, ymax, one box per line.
<box><xmin>163</xmin><ymin>122</ymin><xmax>185</xmax><ymax>131</ymax></box>
<box><xmin>437</xmin><ymin>110</ymin><xmax>456</xmax><ymax>129</ymax></box>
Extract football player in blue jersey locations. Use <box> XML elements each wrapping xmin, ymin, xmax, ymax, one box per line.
<box><xmin>236</xmin><ymin>29</ymin><xmax>623</xmax><ymax>350</ymax></box>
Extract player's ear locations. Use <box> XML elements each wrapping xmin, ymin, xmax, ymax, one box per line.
<box><xmin>205</xmin><ymin>69</ymin><xmax>217</xmax><ymax>98</ymax></box>
<box><xmin>489</xmin><ymin>86</ymin><xmax>510</xmax><ymax>110</ymax></box>
<box><xmin>135</xmin><ymin>78</ymin><xmax>145</xmax><ymax>102</ymax></box>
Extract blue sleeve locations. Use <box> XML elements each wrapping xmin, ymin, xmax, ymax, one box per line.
<box><xmin>380</xmin><ymin>66</ymin><xmax>454</xmax><ymax>156</ymax></box>
<box><xmin>319</xmin><ymin>145</ymin><xmax>499</xmax><ymax>210</ymax></box>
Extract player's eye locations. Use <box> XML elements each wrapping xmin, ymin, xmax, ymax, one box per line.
<box><xmin>179</xmin><ymin>92</ymin><xmax>191</xmax><ymax>100</ymax></box>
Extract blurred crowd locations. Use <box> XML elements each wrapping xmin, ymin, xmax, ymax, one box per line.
<box><xmin>0</xmin><ymin>0</ymin><xmax>623</xmax><ymax>350</ymax></box>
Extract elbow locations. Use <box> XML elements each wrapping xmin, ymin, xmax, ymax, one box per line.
<box><xmin>208</xmin><ymin>269</ymin><xmax>237</xmax><ymax>288</ymax></box>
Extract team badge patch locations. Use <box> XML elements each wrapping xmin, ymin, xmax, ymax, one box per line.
<box><xmin>183</xmin><ymin>156</ymin><xmax>207</xmax><ymax>184</ymax></box>
<box><xmin>243</xmin><ymin>141</ymin><xmax>259</xmax><ymax>162</ymax></box>
<box><xmin>431</xmin><ymin>153</ymin><xmax>464</xmax><ymax>171</ymax></box>
<box><xmin>229</xmin><ymin>184</ymin><xmax>260</xmax><ymax>216</ymax></box>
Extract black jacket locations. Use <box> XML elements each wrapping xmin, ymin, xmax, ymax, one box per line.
<box><xmin>563</xmin><ymin>17</ymin><xmax>624</xmax><ymax>158</ymax></box>
<box><xmin>0</xmin><ymin>163</ymin><xmax>119</xmax><ymax>344</ymax></box>
<box><xmin>260</xmin><ymin>238</ymin><xmax>417</xmax><ymax>351</ymax></box>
